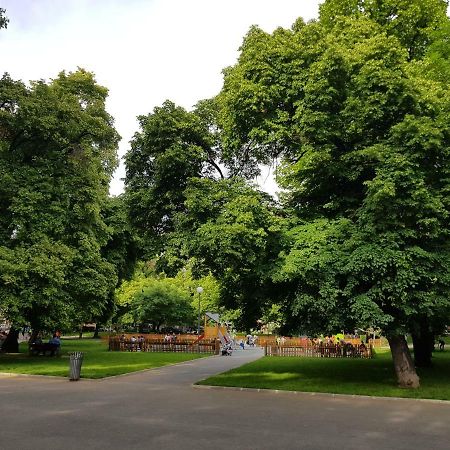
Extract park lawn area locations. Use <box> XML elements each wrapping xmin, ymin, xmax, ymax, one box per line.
<box><xmin>0</xmin><ymin>338</ymin><xmax>207</xmax><ymax>379</ymax></box>
<box><xmin>197</xmin><ymin>349</ymin><xmax>450</xmax><ymax>401</ymax></box>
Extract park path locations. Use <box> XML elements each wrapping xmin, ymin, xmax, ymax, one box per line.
<box><xmin>1</xmin><ymin>347</ymin><xmax>450</xmax><ymax>450</ymax></box>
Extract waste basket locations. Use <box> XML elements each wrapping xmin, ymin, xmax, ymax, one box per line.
<box><xmin>68</xmin><ymin>351</ymin><xmax>84</xmax><ymax>381</ymax></box>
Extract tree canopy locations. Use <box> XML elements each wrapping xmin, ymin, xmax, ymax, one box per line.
<box><xmin>115</xmin><ymin>265</ymin><xmax>220</xmax><ymax>331</ymax></box>
<box><xmin>215</xmin><ymin>0</ymin><xmax>450</xmax><ymax>387</ymax></box>
<box><xmin>0</xmin><ymin>8</ymin><xmax>8</xmax><ymax>30</ymax></box>
<box><xmin>162</xmin><ymin>177</ymin><xmax>284</xmax><ymax>330</ymax></box>
<box><xmin>124</xmin><ymin>100</ymin><xmax>223</xmax><ymax>257</ymax></box>
<box><xmin>0</xmin><ymin>69</ymin><xmax>120</xmax><ymax>334</ymax></box>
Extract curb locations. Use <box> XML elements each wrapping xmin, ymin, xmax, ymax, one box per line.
<box><xmin>0</xmin><ymin>372</ymin><xmax>66</xmax><ymax>380</ymax></box>
<box><xmin>192</xmin><ymin>383</ymin><xmax>450</xmax><ymax>404</ymax></box>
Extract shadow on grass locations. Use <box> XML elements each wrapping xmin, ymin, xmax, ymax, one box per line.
<box><xmin>198</xmin><ymin>350</ymin><xmax>450</xmax><ymax>400</ymax></box>
<box><xmin>0</xmin><ymin>338</ymin><xmax>207</xmax><ymax>378</ymax></box>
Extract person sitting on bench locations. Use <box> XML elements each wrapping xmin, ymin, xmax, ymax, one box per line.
<box><xmin>48</xmin><ymin>334</ymin><xmax>61</xmax><ymax>353</ymax></box>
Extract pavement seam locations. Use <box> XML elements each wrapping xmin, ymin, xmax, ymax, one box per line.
<box><xmin>192</xmin><ymin>383</ymin><xmax>450</xmax><ymax>404</ymax></box>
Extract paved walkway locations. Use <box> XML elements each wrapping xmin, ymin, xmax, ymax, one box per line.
<box><xmin>1</xmin><ymin>347</ymin><xmax>450</xmax><ymax>449</ymax></box>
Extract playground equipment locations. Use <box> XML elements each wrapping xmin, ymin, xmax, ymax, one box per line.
<box><xmin>203</xmin><ymin>312</ymin><xmax>233</xmax><ymax>354</ymax></box>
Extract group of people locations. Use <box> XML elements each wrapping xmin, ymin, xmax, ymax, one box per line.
<box><xmin>118</xmin><ymin>334</ymin><xmax>146</xmax><ymax>351</ymax></box>
<box><xmin>164</xmin><ymin>333</ymin><xmax>178</xmax><ymax>343</ymax></box>
<box><xmin>32</xmin><ymin>333</ymin><xmax>61</xmax><ymax>347</ymax></box>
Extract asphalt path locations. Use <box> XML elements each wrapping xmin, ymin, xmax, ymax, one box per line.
<box><xmin>1</xmin><ymin>347</ymin><xmax>449</xmax><ymax>450</ymax></box>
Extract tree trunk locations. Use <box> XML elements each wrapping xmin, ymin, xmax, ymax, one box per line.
<box><xmin>412</xmin><ymin>331</ymin><xmax>434</xmax><ymax>368</ymax></box>
<box><xmin>388</xmin><ymin>335</ymin><xmax>420</xmax><ymax>388</ymax></box>
<box><xmin>93</xmin><ymin>324</ymin><xmax>100</xmax><ymax>339</ymax></box>
<box><xmin>29</xmin><ymin>329</ymin><xmax>40</xmax><ymax>343</ymax></box>
<box><xmin>411</xmin><ymin>318</ymin><xmax>434</xmax><ymax>368</ymax></box>
<box><xmin>78</xmin><ymin>325</ymin><xmax>83</xmax><ymax>339</ymax></box>
<box><xmin>1</xmin><ymin>328</ymin><xmax>19</xmax><ymax>353</ymax></box>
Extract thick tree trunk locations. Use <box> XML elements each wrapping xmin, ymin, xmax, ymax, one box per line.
<box><xmin>29</xmin><ymin>329</ymin><xmax>40</xmax><ymax>343</ymax></box>
<box><xmin>388</xmin><ymin>335</ymin><xmax>420</xmax><ymax>388</ymax></box>
<box><xmin>1</xmin><ymin>328</ymin><xmax>19</xmax><ymax>353</ymax></box>
<box><xmin>412</xmin><ymin>331</ymin><xmax>434</xmax><ymax>368</ymax></box>
<box><xmin>93</xmin><ymin>324</ymin><xmax>100</xmax><ymax>339</ymax></box>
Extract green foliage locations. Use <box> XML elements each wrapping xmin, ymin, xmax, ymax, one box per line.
<box><xmin>172</xmin><ymin>266</ymin><xmax>221</xmax><ymax>314</ymax></box>
<box><xmin>0</xmin><ymin>8</ymin><xmax>8</xmax><ymax>30</ymax></box>
<box><xmin>217</xmin><ymin>1</ymin><xmax>450</xmax><ymax>349</ymax></box>
<box><xmin>0</xmin><ymin>69</ymin><xmax>120</xmax><ymax>332</ymax></box>
<box><xmin>124</xmin><ymin>100</ymin><xmax>222</xmax><ymax>256</ymax></box>
<box><xmin>115</xmin><ymin>265</ymin><xmax>221</xmax><ymax>329</ymax></box>
<box><xmin>132</xmin><ymin>281</ymin><xmax>194</xmax><ymax>330</ymax></box>
<box><xmin>165</xmin><ymin>177</ymin><xmax>284</xmax><ymax>329</ymax></box>
<box><xmin>116</xmin><ymin>275</ymin><xmax>194</xmax><ymax>329</ymax></box>
<box><xmin>101</xmin><ymin>195</ymin><xmax>138</xmax><ymax>284</ymax></box>
<box><xmin>319</xmin><ymin>0</ymin><xmax>449</xmax><ymax>60</ymax></box>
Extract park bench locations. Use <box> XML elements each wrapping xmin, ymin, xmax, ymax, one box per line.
<box><xmin>29</xmin><ymin>342</ymin><xmax>60</xmax><ymax>356</ymax></box>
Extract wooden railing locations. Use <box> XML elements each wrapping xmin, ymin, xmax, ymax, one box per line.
<box><xmin>103</xmin><ymin>333</ymin><xmax>201</xmax><ymax>342</ymax></box>
<box><xmin>237</xmin><ymin>335</ymin><xmax>388</xmax><ymax>348</ymax></box>
<box><xmin>253</xmin><ymin>337</ymin><xmax>312</xmax><ymax>347</ymax></box>
<box><xmin>108</xmin><ymin>337</ymin><xmax>220</xmax><ymax>355</ymax></box>
<box><xmin>264</xmin><ymin>343</ymin><xmax>373</xmax><ymax>358</ymax></box>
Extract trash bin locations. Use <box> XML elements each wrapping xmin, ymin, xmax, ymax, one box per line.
<box><xmin>68</xmin><ymin>351</ymin><xmax>84</xmax><ymax>381</ymax></box>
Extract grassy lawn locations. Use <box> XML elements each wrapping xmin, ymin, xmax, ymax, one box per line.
<box><xmin>197</xmin><ymin>349</ymin><xmax>450</xmax><ymax>401</ymax></box>
<box><xmin>0</xmin><ymin>338</ymin><xmax>207</xmax><ymax>379</ymax></box>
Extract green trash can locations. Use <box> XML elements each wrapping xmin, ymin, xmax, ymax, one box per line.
<box><xmin>69</xmin><ymin>352</ymin><xmax>84</xmax><ymax>381</ymax></box>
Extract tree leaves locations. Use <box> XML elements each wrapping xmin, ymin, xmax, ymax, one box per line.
<box><xmin>0</xmin><ymin>70</ymin><xmax>120</xmax><ymax>331</ymax></box>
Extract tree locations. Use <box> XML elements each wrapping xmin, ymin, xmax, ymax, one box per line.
<box><xmin>0</xmin><ymin>69</ymin><xmax>120</xmax><ymax>347</ymax></box>
<box><xmin>319</xmin><ymin>0</ymin><xmax>449</xmax><ymax>60</ymax></box>
<box><xmin>0</xmin><ymin>8</ymin><xmax>8</xmax><ymax>30</ymax></box>
<box><xmin>116</xmin><ymin>276</ymin><xmax>194</xmax><ymax>331</ymax></box>
<box><xmin>216</xmin><ymin>1</ymin><xmax>450</xmax><ymax>387</ymax></box>
<box><xmin>115</xmin><ymin>263</ymin><xmax>221</xmax><ymax>330</ymax></box>
<box><xmin>124</xmin><ymin>100</ymin><xmax>223</xmax><ymax>257</ymax></box>
<box><xmin>102</xmin><ymin>195</ymin><xmax>138</xmax><ymax>284</ymax></box>
<box><xmin>164</xmin><ymin>177</ymin><xmax>284</xmax><ymax>330</ymax></box>
<box><xmin>83</xmin><ymin>195</ymin><xmax>139</xmax><ymax>337</ymax></box>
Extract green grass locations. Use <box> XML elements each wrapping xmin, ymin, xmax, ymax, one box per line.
<box><xmin>197</xmin><ymin>349</ymin><xmax>450</xmax><ymax>400</ymax></box>
<box><xmin>0</xmin><ymin>338</ymin><xmax>207</xmax><ymax>379</ymax></box>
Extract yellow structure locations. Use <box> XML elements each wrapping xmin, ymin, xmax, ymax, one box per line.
<box><xmin>203</xmin><ymin>312</ymin><xmax>228</xmax><ymax>339</ymax></box>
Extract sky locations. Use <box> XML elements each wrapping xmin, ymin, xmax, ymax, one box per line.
<box><xmin>1</xmin><ymin>0</ymin><xmax>322</xmax><ymax>196</ymax></box>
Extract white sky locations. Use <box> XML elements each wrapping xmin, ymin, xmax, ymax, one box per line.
<box><xmin>0</xmin><ymin>0</ymin><xmax>322</xmax><ymax>196</ymax></box>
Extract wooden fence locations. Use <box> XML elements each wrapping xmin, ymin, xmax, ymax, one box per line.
<box><xmin>264</xmin><ymin>343</ymin><xmax>373</xmax><ymax>358</ymax></box>
<box><xmin>103</xmin><ymin>333</ymin><xmax>201</xmax><ymax>342</ymax></box>
<box><xmin>239</xmin><ymin>335</ymin><xmax>387</xmax><ymax>348</ymax></box>
<box><xmin>108</xmin><ymin>337</ymin><xmax>219</xmax><ymax>355</ymax></box>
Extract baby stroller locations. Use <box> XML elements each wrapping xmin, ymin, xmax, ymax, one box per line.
<box><xmin>221</xmin><ymin>343</ymin><xmax>233</xmax><ymax>356</ymax></box>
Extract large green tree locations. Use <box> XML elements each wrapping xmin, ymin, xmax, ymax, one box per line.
<box><xmin>0</xmin><ymin>8</ymin><xmax>8</xmax><ymax>30</ymax></box>
<box><xmin>163</xmin><ymin>178</ymin><xmax>284</xmax><ymax>330</ymax></box>
<box><xmin>217</xmin><ymin>0</ymin><xmax>449</xmax><ymax>387</ymax></box>
<box><xmin>0</xmin><ymin>70</ymin><xmax>120</xmax><ymax>346</ymax></box>
<box><xmin>116</xmin><ymin>274</ymin><xmax>196</xmax><ymax>331</ymax></box>
<box><xmin>124</xmin><ymin>100</ymin><xmax>224</xmax><ymax>257</ymax></box>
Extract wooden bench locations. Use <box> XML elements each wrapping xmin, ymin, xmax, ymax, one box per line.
<box><xmin>29</xmin><ymin>342</ymin><xmax>60</xmax><ymax>356</ymax></box>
